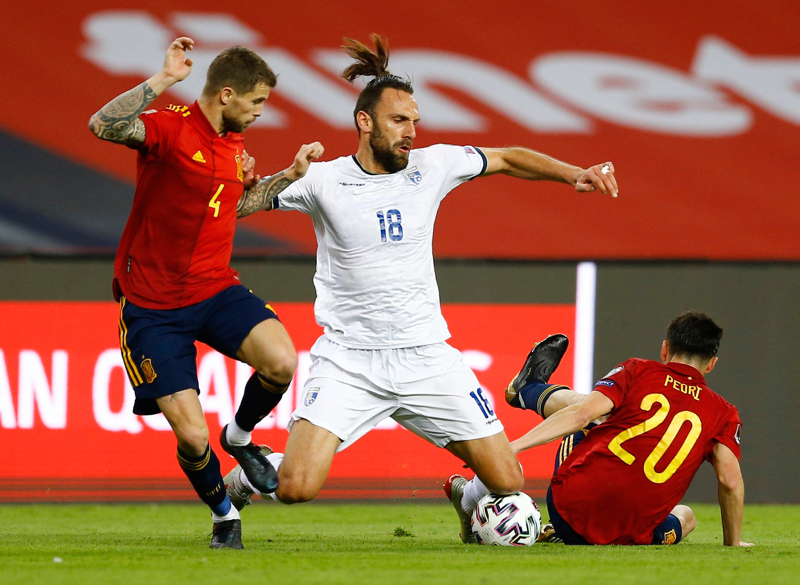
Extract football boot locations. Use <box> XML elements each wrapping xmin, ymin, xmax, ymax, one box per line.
<box><xmin>505</xmin><ymin>334</ymin><xmax>569</xmax><ymax>409</ymax></box>
<box><xmin>210</xmin><ymin>519</ymin><xmax>243</xmax><ymax>549</ymax></box>
<box><xmin>220</xmin><ymin>425</ymin><xmax>278</xmax><ymax>494</ymax></box>
<box><xmin>443</xmin><ymin>474</ymin><xmax>477</xmax><ymax>544</ymax></box>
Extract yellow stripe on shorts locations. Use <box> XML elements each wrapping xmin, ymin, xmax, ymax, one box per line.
<box><xmin>118</xmin><ymin>298</ymin><xmax>144</xmax><ymax>386</ymax></box>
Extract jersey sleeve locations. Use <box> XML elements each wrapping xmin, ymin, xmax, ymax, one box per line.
<box><xmin>427</xmin><ymin>144</ymin><xmax>488</xmax><ymax>193</ymax></box>
<box><xmin>137</xmin><ymin>108</ymin><xmax>182</xmax><ymax>157</ymax></box>
<box><xmin>592</xmin><ymin>359</ymin><xmax>637</xmax><ymax>408</ymax></box>
<box><xmin>274</xmin><ymin>162</ymin><xmax>325</xmax><ymax>215</ymax></box>
<box><xmin>705</xmin><ymin>405</ymin><xmax>742</xmax><ymax>461</ymax></box>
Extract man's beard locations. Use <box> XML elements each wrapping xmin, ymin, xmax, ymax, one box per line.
<box><xmin>221</xmin><ymin>112</ymin><xmax>249</xmax><ymax>134</ymax></box>
<box><xmin>370</xmin><ymin>126</ymin><xmax>411</xmax><ymax>173</ymax></box>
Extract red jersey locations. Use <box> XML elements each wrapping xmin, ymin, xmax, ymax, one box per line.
<box><xmin>113</xmin><ymin>101</ymin><xmax>245</xmax><ymax>309</ymax></box>
<box><xmin>551</xmin><ymin>358</ymin><xmax>741</xmax><ymax>545</ymax></box>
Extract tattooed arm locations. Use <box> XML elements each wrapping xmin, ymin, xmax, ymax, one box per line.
<box><xmin>237</xmin><ymin>142</ymin><xmax>325</xmax><ymax>218</ymax></box>
<box><xmin>88</xmin><ymin>37</ymin><xmax>195</xmax><ymax>146</ymax></box>
<box><xmin>237</xmin><ymin>172</ymin><xmax>293</xmax><ymax>218</ymax></box>
<box><xmin>88</xmin><ymin>82</ymin><xmax>157</xmax><ymax>145</ymax></box>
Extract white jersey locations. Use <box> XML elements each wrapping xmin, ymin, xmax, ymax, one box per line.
<box><xmin>276</xmin><ymin>144</ymin><xmax>487</xmax><ymax>349</ymax></box>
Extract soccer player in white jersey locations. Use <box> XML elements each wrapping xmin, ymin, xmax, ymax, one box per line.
<box><xmin>223</xmin><ymin>35</ymin><xmax>619</xmax><ymax>537</ymax></box>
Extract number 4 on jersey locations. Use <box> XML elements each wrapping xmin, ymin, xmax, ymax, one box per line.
<box><xmin>209</xmin><ymin>184</ymin><xmax>224</xmax><ymax>217</ymax></box>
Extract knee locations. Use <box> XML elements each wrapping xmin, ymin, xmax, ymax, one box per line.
<box><xmin>673</xmin><ymin>504</ymin><xmax>697</xmax><ymax>536</ymax></box>
<box><xmin>275</xmin><ymin>468</ymin><xmax>321</xmax><ymax>504</ymax></box>
<box><xmin>257</xmin><ymin>348</ymin><xmax>297</xmax><ymax>387</ymax></box>
<box><xmin>174</xmin><ymin>424</ymin><xmax>209</xmax><ymax>457</ymax></box>
<box><xmin>504</xmin><ymin>467</ymin><xmax>526</xmax><ymax>494</ymax></box>
<box><xmin>484</xmin><ymin>464</ymin><xmax>525</xmax><ymax>495</ymax></box>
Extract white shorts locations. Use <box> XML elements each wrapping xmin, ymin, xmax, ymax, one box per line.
<box><xmin>290</xmin><ymin>336</ymin><xmax>504</xmax><ymax>450</ymax></box>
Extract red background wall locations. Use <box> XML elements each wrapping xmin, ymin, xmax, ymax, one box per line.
<box><xmin>0</xmin><ymin>302</ymin><xmax>573</xmax><ymax>501</ymax></box>
<box><xmin>1</xmin><ymin>0</ymin><xmax>798</xmax><ymax>260</ymax></box>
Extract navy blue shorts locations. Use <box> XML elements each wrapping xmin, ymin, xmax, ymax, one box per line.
<box><xmin>118</xmin><ymin>285</ymin><xmax>278</xmax><ymax>415</ymax></box>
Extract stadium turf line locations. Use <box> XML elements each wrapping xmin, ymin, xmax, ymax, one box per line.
<box><xmin>0</xmin><ymin>503</ymin><xmax>797</xmax><ymax>584</ymax></box>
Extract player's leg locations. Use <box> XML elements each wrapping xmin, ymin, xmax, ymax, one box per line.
<box><xmin>156</xmin><ymin>390</ymin><xmax>238</xmax><ymax>521</ymax></box>
<box><xmin>442</xmin><ymin>334</ymin><xmax>573</xmax><ymax>541</ymax></box>
<box><xmin>274</xmin><ymin>419</ymin><xmax>341</xmax><ymax>503</ymax></box>
<box><xmin>119</xmin><ymin>297</ymin><xmax>242</xmax><ymax>548</ymax></box>
<box><xmin>224</xmin><ymin>420</ymin><xmax>340</xmax><ymax>506</ymax></box>
<box><xmin>443</xmin><ymin>433</ymin><xmax>525</xmax><ymax>543</ymax></box>
<box><xmin>446</xmin><ymin>433</ymin><xmax>524</xmax><ymax>495</ymax></box>
<box><xmin>199</xmin><ymin>287</ymin><xmax>295</xmax><ymax>493</ymax></box>
<box><xmin>505</xmin><ymin>333</ymin><xmax>578</xmax><ymax>418</ymax></box>
<box><xmin>158</xmin><ymin>392</ymin><xmax>242</xmax><ymax>549</ymax></box>
<box><xmin>235</xmin><ymin>317</ymin><xmax>297</xmax><ymax>425</ymax></box>
<box><xmin>388</xmin><ymin>342</ymin><xmax>521</xmax><ymax>542</ymax></box>
<box><xmin>225</xmin><ymin>337</ymin><xmax>399</xmax><ymax>508</ymax></box>
<box><xmin>671</xmin><ymin>505</ymin><xmax>697</xmax><ymax>536</ymax></box>
<box><xmin>651</xmin><ymin>505</ymin><xmax>695</xmax><ymax>545</ymax></box>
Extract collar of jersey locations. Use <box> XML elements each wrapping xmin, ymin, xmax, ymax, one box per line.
<box><xmin>350</xmin><ymin>155</ymin><xmax>398</xmax><ymax>177</ymax></box>
<box><xmin>665</xmin><ymin>361</ymin><xmax>705</xmax><ymax>382</ymax></box>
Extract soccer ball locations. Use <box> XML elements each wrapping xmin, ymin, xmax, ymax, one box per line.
<box><xmin>471</xmin><ymin>492</ymin><xmax>542</xmax><ymax>546</ymax></box>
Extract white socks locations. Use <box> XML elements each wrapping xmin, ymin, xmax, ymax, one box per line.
<box><xmin>461</xmin><ymin>475</ymin><xmax>490</xmax><ymax>514</ymax></box>
<box><xmin>240</xmin><ymin>452</ymin><xmax>284</xmax><ymax>502</ymax></box>
<box><xmin>225</xmin><ymin>420</ymin><xmax>252</xmax><ymax>447</ymax></box>
<box><xmin>211</xmin><ymin>504</ymin><xmax>240</xmax><ymax>523</ymax></box>
<box><xmin>461</xmin><ymin>462</ymin><xmax>523</xmax><ymax>514</ymax></box>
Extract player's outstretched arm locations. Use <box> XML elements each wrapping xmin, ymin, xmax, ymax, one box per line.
<box><xmin>479</xmin><ymin>147</ymin><xmax>619</xmax><ymax>198</ymax></box>
<box><xmin>88</xmin><ymin>37</ymin><xmax>194</xmax><ymax>146</ymax></box>
<box><xmin>510</xmin><ymin>391</ymin><xmax>614</xmax><ymax>454</ymax></box>
<box><xmin>237</xmin><ymin>142</ymin><xmax>324</xmax><ymax>218</ymax></box>
<box><xmin>712</xmin><ymin>442</ymin><xmax>754</xmax><ymax>547</ymax></box>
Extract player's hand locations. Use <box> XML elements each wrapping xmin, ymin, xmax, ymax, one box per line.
<box><xmin>575</xmin><ymin>161</ymin><xmax>618</xmax><ymax>198</ymax></box>
<box><xmin>286</xmin><ymin>142</ymin><xmax>325</xmax><ymax>181</ymax></box>
<box><xmin>162</xmin><ymin>37</ymin><xmax>194</xmax><ymax>83</ymax></box>
<box><xmin>241</xmin><ymin>150</ymin><xmax>260</xmax><ymax>189</ymax></box>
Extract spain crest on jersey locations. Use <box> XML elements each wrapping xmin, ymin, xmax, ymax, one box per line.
<box><xmin>235</xmin><ymin>153</ymin><xmax>244</xmax><ymax>182</ymax></box>
<box><xmin>404</xmin><ymin>166</ymin><xmax>422</xmax><ymax>185</ymax></box>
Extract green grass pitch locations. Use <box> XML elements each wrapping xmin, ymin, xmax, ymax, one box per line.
<box><xmin>1</xmin><ymin>502</ymin><xmax>798</xmax><ymax>584</ymax></box>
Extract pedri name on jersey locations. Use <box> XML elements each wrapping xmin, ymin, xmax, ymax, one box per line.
<box><xmin>664</xmin><ymin>374</ymin><xmax>701</xmax><ymax>401</ymax></box>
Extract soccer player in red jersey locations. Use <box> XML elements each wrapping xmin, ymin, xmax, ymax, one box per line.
<box><xmin>89</xmin><ymin>37</ymin><xmax>323</xmax><ymax>548</ymax></box>
<box><xmin>449</xmin><ymin>312</ymin><xmax>752</xmax><ymax>546</ymax></box>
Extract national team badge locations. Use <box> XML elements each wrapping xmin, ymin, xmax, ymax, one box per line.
<box><xmin>235</xmin><ymin>153</ymin><xmax>244</xmax><ymax>182</ymax></box>
<box><xmin>404</xmin><ymin>166</ymin><xmax>422</xmax><ymax>185</ymax></box>
<box><xmin>304</xmin><ymin>387</ymin><xmax>320</xmax><ymax>406</ymax></box>
<box><xmin>662</xmin><ymin>529</ymin><xmax>677</xmax><ymax>545</ymax></box>
<box><xmin>140</xmin><ymin>358</ymin><xmax>157</xmax><ymax>384</ymax></box>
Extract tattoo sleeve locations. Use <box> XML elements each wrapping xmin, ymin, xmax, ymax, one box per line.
<box><xmin>237</xmin><ymin>172</ymin><xmax>294</xmax><ymax>218</ymax></box>
<box><xmin>88</xmin><ymin>82</ymin><xmax>158</xmax><ymax>146</ymax></box>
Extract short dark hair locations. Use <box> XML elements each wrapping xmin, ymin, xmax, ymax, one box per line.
<box><xmin>340</xmin><ymin>34</ymin><xmax>414</xmax><ymax>132</ymax></box>
<box><xmin>202</xmin><ymin>46</ymin><xmax>277</xmax><ymax>97</ymax></box>
<box><xmin>666</xmin><ymin>312</ymin><xmax>723</xmax><ymax>359</ymax></box>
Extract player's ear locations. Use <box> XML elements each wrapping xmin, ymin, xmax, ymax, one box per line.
<box><xmin>660</xmin><ymin>340</ymin><xmax>669</xmax><ymax>363</ymax></box>
<box><xmin>221</xmin><ymin>87</ymin><xmax>234</xmax><ymax>106</ymax></box>
<box><xmin>356</xmin><ymin>111</ymin><xmax>372</xmax><ymax>134</ymax></box>
<box><xmin>704</xmin><ymin>356</ymin><xmax>718</xmax><ymax>374</ymax></box>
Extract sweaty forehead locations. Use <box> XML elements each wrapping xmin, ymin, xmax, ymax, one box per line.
<box><xmin>377</xmin><ymin>89</ymin><xmax>419</xmax><ymax>118</ymax></box>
